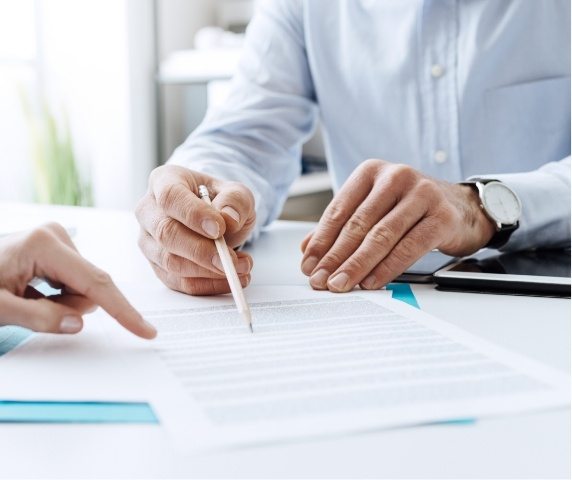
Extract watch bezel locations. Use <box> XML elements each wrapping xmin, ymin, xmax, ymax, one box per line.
<box><xmin>477</xmin><ymin>181</ymin><xmax>522</xmax><ymax>227</ymax></box>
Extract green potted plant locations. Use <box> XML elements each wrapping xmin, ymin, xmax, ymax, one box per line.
<box><xmin>21</xmin><ymin>92</ymin><xmax>92</xmax><ymax>207</ymax></box>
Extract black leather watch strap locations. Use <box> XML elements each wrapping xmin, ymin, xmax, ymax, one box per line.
<box><xmin>485</xmin><ymin>221</ymin><xmax>519</xmax><ymax>249</ymax></box>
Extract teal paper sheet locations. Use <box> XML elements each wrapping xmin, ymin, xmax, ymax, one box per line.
<box><xmin>0</xmin><ymin>401</ymin><xmax>158</xmax><ymax>424</ymax></box>
<box><xmin>387</xmin><ymin>283</ymin><xmax>420</xmax><ymax>309</ymax></box>
<box><xmin>0</xmin><ymin>327</ymin><xmax>158</xmax><ymax>424</ymax></box>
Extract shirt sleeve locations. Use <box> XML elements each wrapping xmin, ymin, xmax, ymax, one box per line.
<box><xmin>168</xmin><ymin>0</ymin><xmax>318</xmax><ymax>237</ymax></box>
<box><xmin>470</xmin><ymin>157</ymin><xmax>571</xmax><ymax>251</ymax></box>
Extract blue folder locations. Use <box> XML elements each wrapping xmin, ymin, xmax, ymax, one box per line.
<box><xmin>0</xmin><ymin>326</ymin><xmax>158</xmax><ymax>424</ymax></box>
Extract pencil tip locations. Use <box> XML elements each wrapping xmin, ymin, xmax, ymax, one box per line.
<box><xmin>249</xmin><ymin>323</ymin><xmax>254</xmax><ymax>334</ymax></box>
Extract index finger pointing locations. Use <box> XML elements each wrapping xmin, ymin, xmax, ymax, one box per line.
<box><xmin>37</xmin><ymin>240</ymin><xmax>157</xmax><ymax>339</ymax></box>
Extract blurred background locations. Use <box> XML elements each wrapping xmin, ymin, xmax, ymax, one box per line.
<box><xmin>0</xmin><ymin>0</ymin><xmax>331</xmax><ymax>220</ymax></box>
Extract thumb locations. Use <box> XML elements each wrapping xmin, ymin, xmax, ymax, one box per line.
<box><xmin>0</xmin><ymin>290</ymin><xmax>83</xmax><ymax>334</ymax></box>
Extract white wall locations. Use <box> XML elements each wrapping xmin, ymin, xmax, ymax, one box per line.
<box><xmin>156</xmin><ymin>0</ymin><xmax>219</xmax><ymax>162</ymax></box>
<box><xmin>0</xmin><ymin>65</ymin><xmax>36</xmax><ymax>202</ymax></box>
<box><xmin>157</xmin><ymin>0</ymin><xmax>216</xmax><ymax>59</ymax></box>
<box><xmin>0</xmin><ymin>0</ymin><xmax>156</xmax><ymax>209</ymax></box>
<box><xmin>0</xmin><ymin>0</ymin><xmax>251</xmax><ymax>208</ymax></box>
<box><xmin>40</xmin><ymin>0</ymin><xmax>156</xmax><ymax>209</ymax></box>
<box><xmin>0</xmin><ymin>0</ymin><xmax>37</xmax><ymax>203</ymax></box>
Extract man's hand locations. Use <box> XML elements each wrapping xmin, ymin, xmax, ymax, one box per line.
<box><xmin>0</xmin><ymin>223</ymin><xmax>156</xmax><ymax>338</ymax></box>
<box><xmin>300</xmin><ymin>159</ymin><xmax>496</xmax><ymax>292</ymax></box>
<box><xmin>135</xmin><ymin>165</ymin><xmax>256</xmax><ymax>296</ymax></box>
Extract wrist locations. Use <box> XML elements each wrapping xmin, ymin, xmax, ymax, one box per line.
<box><xmin>460</xmin><ymin>184</ymin><xmax>496</xmax><ymax>249</ymax></box>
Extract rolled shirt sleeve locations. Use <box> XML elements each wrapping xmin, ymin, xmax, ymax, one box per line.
<box><xmin>168</xmin><ymin>0</ymin><xmax>570</xmax><ymax>251</ymax></box>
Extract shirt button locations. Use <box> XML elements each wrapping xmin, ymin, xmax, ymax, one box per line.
<box><xmin>434</xmin><ymin>150</ymin><xmax>448</xmax><ymax>164</ymax></box>
<box><xmin>431</xmin><ymin>64</ymin><xmax>445</xmax><ymax>78</ymax></box>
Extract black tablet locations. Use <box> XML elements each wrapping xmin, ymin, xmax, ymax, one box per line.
<box><xmin>395</xmin><ymin>250</ymin><xmax>457</xmax><ymax>283</ymax></box>
<box><xmin>433</xmin><ymin>249</ymin><xmax>571</xmax><ymax>297</ymax></box>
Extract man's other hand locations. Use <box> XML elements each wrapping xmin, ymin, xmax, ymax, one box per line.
<box><xmin>300</xmin><ymin>159</ymin><xmax>495</xmax><ymax>292</ymax></box>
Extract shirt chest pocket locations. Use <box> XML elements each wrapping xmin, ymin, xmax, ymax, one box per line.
<box><xmin>484</xmin><ymin>76</ymin><xmax>571</xmax><ymax>172</ymax></box>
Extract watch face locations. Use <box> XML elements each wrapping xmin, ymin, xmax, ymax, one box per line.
<box><xmin>482</xmin><ymin>182</ymin><xmax>522</xmax><ymax>225</ymax></box>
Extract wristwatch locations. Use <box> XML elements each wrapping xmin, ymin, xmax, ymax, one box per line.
<box><xmin>460</xmin><ymin>178</ymin><xmax>522</xmax><ymax>249</ymax></box>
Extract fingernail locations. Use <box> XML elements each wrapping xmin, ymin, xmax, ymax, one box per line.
<box><xmin>310</xmin><ymin>269</ymin><xmax>330</xmax><ymax>290</ymax></box>
<box><xmin>86</xmin><ymin>305</ymin><xmax>98</xmax><ymax>314</ymax></box>
<box><xmin>328</xmin><ymin>272</ymin><xmax>351</xmax><ymax>292</ymax></box>
<box><xmin>202</xmin><ymin>219</ymin><xmax>220</xmax><ymax>238</ymax></box>
<box><xmin>222</xmin><ymin>206</ymin><xmax>240</xmax><ymax>223</ymax></box>
<box><xmin>361</xmin><ymin>275</ymin><xmax>377</xmax><ymax>290</ymax></box>
<box><xmin>211</xmin><ymin>255</ymin><xmax>224</xmax><ymax>272</ymax></box>
<box><xmin>237</xmin><ymin>258</ymin><xmax>250</xmax><ymax>274</ymax></box>
<box><xmin>301</xmin><ymin>256</ymin><xmax>319</xmax><ymax>275</ymax></box>
<box><xmin>60</xmin><ymin>316</ymin><xmax>82</xmax><ymax>334</ymax></box>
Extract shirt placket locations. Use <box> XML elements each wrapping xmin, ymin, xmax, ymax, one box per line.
<box><xmin>418</xmin><ymin>0</ymin><xmax>461</xmax><ymax>182</ymax></box>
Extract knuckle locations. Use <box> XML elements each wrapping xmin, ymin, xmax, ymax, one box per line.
<box><xmin>188</xmin><ymin>238</ymin><xmax>210</xmax><ymax>265</ymax></box>
<box><xmin>23</xmin><ymin>226</ymin><xmax>54</xmax><ymax>250</ymax></box>
<box><xmin>397</xmin><ymin>237</ymin><xmax>419</xmax><ymax>262</ymax></box>
<box><xmin>43</xmin><ymin>222</ymin><xmax>67</xmax><ymax>238</ymax></box>
<box><xmin>181</xmin><ymin>278</ymin><xmax>207</xmax><ymax>296</ymax></box>
<box><xmin>366</xmin><ymin>225</ymin><xmax>395</xmax><ymax>246</ymax></box>
<box><xmin>155</xmin><ymin>217</ymin><xmax>178</xmax><ymax>246</ymax></box>
<box><xmin>149</xmin><ymin>165</ymin><xmax>167</xmax><ymax>184</ymax></box>
<box><xmin>344</xmin><ymin>254</ymin><xmax>370</xmax><ymax>276</ymax></box>
<box><xmin>156</xmin><ymin>183</ymin><xmax>181</xmax><ymax>209</ymax></box>
<box><xmin>344</xmin><ymin>213</ymin><xmax>371</xmax><ymax>238</ymax></box>
<box><xmin>360</xmin><ymin>158</ymin><xmax>382</xmax><ymax>174</ymax></box>
<box><xmin>321</xmin><ymin>250</ymin><xmax>347</xmax><ymax>269</ymax></box>
<box><xmin>324</xmin><ymin>202</ymin><xmax>347</xmax><ymax>226</ymax></box>
<box><xmin>415</xmin><ymin>179</ymin><xmax>439</xmax><ymax>199</ymax></box>
<box><xmin>305</xmin><ymin>238</ymin><xmax>328</xmax><ymax>258</ymax></box>
<box><xmin>92</xmin><ymin>268</ymin><xmax>113</xmax><ymax>287</ymax></box>
<box><xmin>388</xmin><ymin>164</ymin><xmax>416</xmax><ymax>185</ymax></box>
<box><xmin>220</xmin><ymin>182</ymin><xmax>254</xmax><ymax>209</ymax></box>
<box><xmin>163</xmin><ymin>252</ymin><xmax>183</xmax><ymax>276</ymax></box>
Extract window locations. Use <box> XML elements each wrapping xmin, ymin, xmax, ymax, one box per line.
<box><xmin>0</xmin><ymin>0</ymin><xmax>38</xmax><ymax>201</ymax></box>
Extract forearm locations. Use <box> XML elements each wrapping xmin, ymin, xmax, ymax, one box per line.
<box><xmin>168</xmin><ymin>0</ymin><xmax>317</xmax><ymax>238</ymax></box>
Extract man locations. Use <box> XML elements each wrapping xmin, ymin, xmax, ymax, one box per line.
<box><xmin>136</xmin><ymin>0</ymin><xmax>571</xmax><ymax>296</ymax></box>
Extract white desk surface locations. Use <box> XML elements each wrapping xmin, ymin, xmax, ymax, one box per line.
<box><xmin>0</xmin><ymin>203</ymin><xmax>569</xmax><ymax>479</ymax></box>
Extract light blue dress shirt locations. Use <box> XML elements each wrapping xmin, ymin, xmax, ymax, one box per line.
<box><xmin>171</xmin><ymin>0</ymin><xmax>571</xmax><ymax>250</ymax></box>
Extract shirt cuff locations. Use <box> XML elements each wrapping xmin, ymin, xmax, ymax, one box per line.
<box><xmin>468</xmin><ymin>168</ymin><xmax>571</xmax><ymax>251</ymax></box>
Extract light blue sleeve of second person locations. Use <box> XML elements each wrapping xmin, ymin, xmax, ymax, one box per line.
<box><xmin>169</xmin><ymin>0</ymin><xmax>318</xmax><ymax>237</ymax></box>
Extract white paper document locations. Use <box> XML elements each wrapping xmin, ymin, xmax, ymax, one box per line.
<box><xmin>134</xmin><ymin>286</ymin><xmax>570</xmax><ymax>450</ymax></box>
